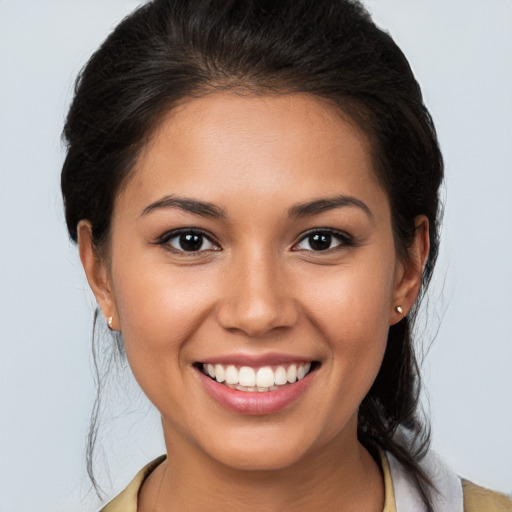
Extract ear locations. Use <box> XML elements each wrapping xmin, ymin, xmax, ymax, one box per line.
<box><xmin>390</xmin><ymin>215</ymin><xmax>430</xmax><ymax>324</ymax></box>
<box><xmin>77</xmin><ymin>220</ymin><xmax>119</xmax><ymax>330</ymax></box>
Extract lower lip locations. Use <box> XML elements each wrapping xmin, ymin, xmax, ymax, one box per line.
<box><xmin>197</xmin><ymin>368</ymin><xmax>315</xmax><ymax>415</ymax></box>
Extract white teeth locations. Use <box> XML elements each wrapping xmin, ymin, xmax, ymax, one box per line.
<box><xmin>227</xmin><ymin>384</ymin><xmax>281</xmax><ymax>392</ymax></box>
<box><xmin>225</xmin><ymin>365</ymin><xmax>238</xmax><ymax>384</ymax></box>
<box><xmin>214</xmin><ymin>364</ymin><xmax>225</xmax><ymax>383</ymax></box>
<box><xmin>239</xmin><ymin>366</ymin><xmax>256</xmax><ymax>387</ymax></box>
<box><xmin>256</xmin><ymin>366</ymin><xmax>274</xmax><ymax>388</ymax></box>
<box><xmin>287</xmin><ymin>364</ymin><xmax>297</xmax><ymax>383</ymax></box>
<box><xmin>235</xmin><ymin>384</ymin><xmax>257</xmax><ymax>392</ymax></box>
<box><xmin>274</xmin><ymin>366</ymin><xmax>288</xmax><ymax>385</ymax></box>
<box><xmin>201</xmin><ymin>362</ymin><xmax>313</xmax><ymax>389</ymax></box>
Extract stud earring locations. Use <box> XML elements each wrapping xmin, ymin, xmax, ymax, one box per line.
<box><xmin>107</xmin><ymin>316</ymin><xmax>113</xmax><ymax>330</ymax></box>
<box><xmin>395</xmin><ymin>305</ymin><xmax>404</xmax><ymax>316</ymax></box>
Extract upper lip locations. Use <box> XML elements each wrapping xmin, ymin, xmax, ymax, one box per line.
<box><xmin>198</xmin><ymin>352</ymin><xmax>315</xmax><ymax>367</ymax></box>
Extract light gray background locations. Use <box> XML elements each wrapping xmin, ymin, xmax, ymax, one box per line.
<box><xmin>1</xmin><ymin>1</ymin><xmax>511</xmax><ymax>510</ymax></box>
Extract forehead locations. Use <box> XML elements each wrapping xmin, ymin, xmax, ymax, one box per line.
<box><xmin>119</xmin><ymin>92</ymin><xmax>386</xmax><ymax>217</ymax></box>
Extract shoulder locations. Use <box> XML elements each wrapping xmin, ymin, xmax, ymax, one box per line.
<box><xmin>99</xmin><ymin>455</ymin><xmax>166</xmax><ymax>512</ymax></box>
<box><xmin>383</xmin><ymin>445</ymin><xmax>511</xmax><ymax>512</ymax></box>
<box><xmin>462</xmin><ymin>479</ymin><xmax>512</xmax><ymax>512</ymax></box>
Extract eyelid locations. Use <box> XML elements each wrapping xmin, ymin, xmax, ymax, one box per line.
<box><xmin>155</xmin><ymin>228</ymin><xmax>221</xmax><ymax>252</ymax></box>
<box><xmin>291</xmin><ymin>228</ymin><xmax>354</xmax><ymax>251</ymax></box>
<box><xmin>153</xmin><ymin>227</ymin><xmax>354</xmax><ymax>253</ymax></box>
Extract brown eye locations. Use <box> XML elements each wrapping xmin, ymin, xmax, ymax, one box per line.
<box><xmin>307</xmin><ymin>233</ymin><xmax>333</xmax><ymax>251</ymax></box>
<box><xmin>162</xmin><ymin>230</ymin><xmax>219</xmax><ymax>252</ymax></box>
<box><xmin>177</xmin><ymin>233</ymin><xmax>205</xmax><ymax>251</ymax></box>
<box><xmin>294</xmin><ymin>230</ymin><xmax>352</xmax><ymax>252</ymax></box>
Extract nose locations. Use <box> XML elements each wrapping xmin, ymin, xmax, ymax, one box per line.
<box><xmin>216</xmin><ymin>252</ymin><xmax>300</xmax><ymax>337</ymax></box>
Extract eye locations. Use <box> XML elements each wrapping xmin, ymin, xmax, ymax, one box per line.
<box><xmin>158</xmin><ymin>229</ymin><xmax>220</xmax><ymax>253</ymax></box>
<box><xmin>293</xmin><ymin>229</ymin><xmax>352</xmax><ymax>252</ymax></box>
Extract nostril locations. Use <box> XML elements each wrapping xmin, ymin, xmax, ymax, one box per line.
<box><xmin>216</xmin><ymin>296</ymin><xmax>300</xmax><ymax>337</ymax></box>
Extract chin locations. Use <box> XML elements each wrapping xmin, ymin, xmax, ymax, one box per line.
<box><xmin>197</xmin><ymin>422</ymin><xmax>336</xmax><ymax>473</ymax></box>
<box><xmin>210</xmin><ymin>442</ymin><xmax>310</xmax><ymax>472</ymax></box>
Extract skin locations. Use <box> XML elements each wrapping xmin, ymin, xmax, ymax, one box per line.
<box><xmin>79</xmin><ymin>93</ymin><xmax>429</xmax><ymax>511</ymax></box>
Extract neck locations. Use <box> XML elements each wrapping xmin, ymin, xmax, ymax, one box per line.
<box><xmin>139</xmin><ymin>420</ymin><xmax>384</xmax><ymax>512</ymax></box>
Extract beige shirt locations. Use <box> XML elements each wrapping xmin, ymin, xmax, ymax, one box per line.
<box><xmin>100</xmin><ymin>452</ymin><xmax>511</xmax><ymax>512</ymax></box>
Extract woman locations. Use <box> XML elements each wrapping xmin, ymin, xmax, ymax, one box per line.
<box><xmin>60</xmin><ymin>0</ymin><xmax>511</xmax><ymax>510</ymax></box>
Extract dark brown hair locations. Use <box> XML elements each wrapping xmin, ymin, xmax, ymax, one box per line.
<box><xmin>61</xmin><ymin>0</ymin><xmax>443</xmax><ymax>507</ymax></box>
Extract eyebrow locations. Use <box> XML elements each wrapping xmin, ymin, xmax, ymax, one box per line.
<box><xmin>140</xmin><ymin>195</ymin><xmax>227</xmax><ymax>219</ymax></box>
<box><xmin>288</xmin><ymin>195</ymin><xmax>374</xmax><ymax>221</ymax></box>
<box><xmin>140</xmin><ymin>193</ymin><xmax>373</xmax><ymax>222</ymax></box>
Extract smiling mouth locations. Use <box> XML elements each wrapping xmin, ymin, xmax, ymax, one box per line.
<box><xmin>198</xmin><ymin>362</ymin><xmax>318</xmax><ymax>392</ymax></box>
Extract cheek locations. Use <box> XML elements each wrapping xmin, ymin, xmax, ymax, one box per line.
<box><xmin>305</xmin><ymin>256</ymin><xmax>394</xmax><ymax>333</ymax></box>
<box><xmin>110</xmin><ymin>257</ymin><xmax>216</xmax><ymax>390</ymax></box>
<box><xmin>112</xmin><ymin>237</ymin><xmax>219</xmax><ymax>330</ymax></box>
<box><xmin>298</xmin><ymin>252</ymin><xmax>396</xmax><ymax>377</ymax></box>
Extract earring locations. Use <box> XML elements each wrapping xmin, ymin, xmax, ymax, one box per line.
<box><xmin>107</xmin><ymin>316</ymin><xmax>113</xmax><ymax>330</ymax></box>
<box><xmin>395</xmin><ymin>305</ymin><xmax>404</xmax><ymax>316</ymax></box>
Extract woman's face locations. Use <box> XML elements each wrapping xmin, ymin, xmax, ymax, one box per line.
<box><xmin>82</xmin><ymin>93</ymin><xmax>422</xmax><ymax>471</ymax></box>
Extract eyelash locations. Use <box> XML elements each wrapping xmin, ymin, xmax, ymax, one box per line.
<box><xmin>155</xmin><ymin>228</ymin><xmax>220</xmax><ymax>254</ymax></box>
<box><xmin>292</xmin><ymin>228</ymin><xmax>355</xmax><ymax>252</ymax></box>
<box><xmin>154</xmin><ymin>228</ymin><xmax>355</xmax><ymax>254</ymax></box>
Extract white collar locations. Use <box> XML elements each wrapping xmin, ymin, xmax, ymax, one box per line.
<box><xmin>387</xmin><ymin>449</ymin><xmax>463</xmax><ymax>512</ymax></box>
